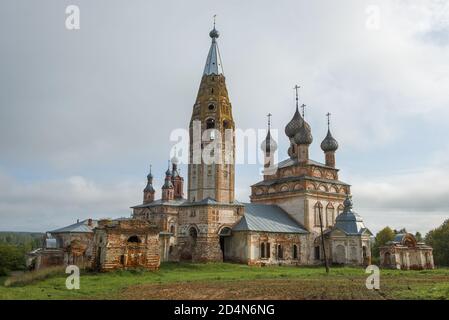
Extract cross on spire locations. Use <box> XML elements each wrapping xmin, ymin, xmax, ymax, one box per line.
<box><xmin>267</xmin><ymin>113</ymin><xmax>272</xmax><ymax>130</ymax></box>
<box><xmin>293</xmin><ymin>85</ymin><xmax>300</xmax><ymax>110</ymax></box>
<box><xmin>149</xmin><ymin>164</ymin><xmax>152</xmax><ymax>174</ymax></box>
<box><xmin>213</xmin><ymin>14</ymin><xmax>217</xmax><ymax>28</ymax></box>
<box><xmin>301</xmin><ymin>104</ymin><xmax>306</xmax><ymax>118</ymax></box>
<box><xmin>326</xmin><ymin>112</ymin><xmax>331</xmax><ymax>129</ymax></box>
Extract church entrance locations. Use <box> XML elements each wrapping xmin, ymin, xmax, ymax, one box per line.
<box><xmin>218</xmin><ymin>227</ymin><xmax>232</xmax><ymax>262</ymax></box>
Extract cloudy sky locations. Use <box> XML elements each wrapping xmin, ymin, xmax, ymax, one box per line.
<box><xmin>1</xmin><ymin>0</ymin><xmax>448</xmax><ymax>234</ymax></box>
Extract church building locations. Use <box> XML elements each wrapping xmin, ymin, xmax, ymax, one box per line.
<box><xmin>29</xmin><ymin>23</ymin><xmax>375</xmax><ymax>271</ymax></box>
<box><xmin>131</xmin><ymin>24</ymin><xmax>373</xmax><ymax>266</ymax></box>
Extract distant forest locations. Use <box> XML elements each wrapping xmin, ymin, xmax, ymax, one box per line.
<box><xmin>0</xmin><ymin>232</ymin><xmax>44</xmax><ymax>275</ymax></box>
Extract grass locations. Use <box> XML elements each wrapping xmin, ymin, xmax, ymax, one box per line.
<box><xmin>0</xmin><ymin>263</ymin><xmax>448</xmax><ymax>300</ymax></box>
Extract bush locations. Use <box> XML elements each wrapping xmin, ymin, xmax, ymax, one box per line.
<box><xmin>0</xmin><ymin>244</ymin><xmax>26</xmax><ymax>276</ymax></box>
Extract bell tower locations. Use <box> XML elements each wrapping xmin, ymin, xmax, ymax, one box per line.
<box><xmin>187</xmin><ymin>22</ymin><xmax>235</xmax><ymax>203</ymax></box>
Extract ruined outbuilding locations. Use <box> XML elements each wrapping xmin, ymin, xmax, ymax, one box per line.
<box><xmin>380</xmin><ymin>233</ymin><xmax>434</xmax><ymax>270</ymax></box>
<box><xmin>93</xmin><ymin>219</ymin><xmax>160</xmax><ymax>271</ymax></box>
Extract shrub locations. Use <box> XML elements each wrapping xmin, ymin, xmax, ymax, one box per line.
<box><xmin>0</xmin><ymin>244</ymin><xmax>26</xmax><ymax>276</ymax></box>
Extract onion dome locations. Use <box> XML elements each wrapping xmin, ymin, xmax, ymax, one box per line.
<box><xmin>162</xmin><ymin>179</ymin><xmax>173</xmax><ymax>189</ymax></box>
<box><xmin>165</xmin><ymin>167</ymin><xmax>172</xmax><ymax>176</ymax></box>
<box><xmin>293</xmin><ymin>122</ymin><xmax>313</xmax><ymax>145</ymax></box>
<box><xmin>144</xmin><ymin>182</ymin><xmax>155</xmax><ymax>193</ymax></box>
<box><xmin>260</xmin><ymin>130</ymin><xmax>277</xmax><ymax>154</ymax></box>
<box><xmin>343</xmin><ymin>194</ymin><xmax>353</xmax><ymax>210</ymax></box>
<box><xmin>144</xmin><ymin>166</ymin><xmax>155</xmax><ymax>193</ymax></box>
<box><xmin>321</xmin><ymin>129</ymin><xmax>338</xmax><ymax>152</ymax></box>
<box><xmin>209</xmin><ymin>27</ymin><xmax>219</xmax><ymax>39</ymax></box>
<box><xmin>284</xmin><ymin>107</ymin><xmax>303</xmax><ymax>138</ymax></box>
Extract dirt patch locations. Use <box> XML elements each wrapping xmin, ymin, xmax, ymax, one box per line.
<box><xmin>117</xmin><ymin>278</ymin><xmax>385</xmax><ymax>300</ymax></box>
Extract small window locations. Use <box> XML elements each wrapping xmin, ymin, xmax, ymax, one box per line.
<box><xmin>266</xmin><ymin>242</ymin><xmax>271</xmax><ymax>258</ymax></box>
<box><xmin>206</xmin><ymin>118</ymin><xmax>215</xmax><ymax>129</ymax></box>
<box><xmin>260</xmin><ymin>243</ymin><xmax>266</xmax><ymax>259</ymax></box>
<box><xmin>208</xmin><ymin>104</ymin><xmax>215</xmax><ymax>111</ymax></box>
<box><xmin>293</xmin><ymin>244</ymin><xmax>298</xmax><ymax>260</ymax></box>
<box><xmin>169</xmin><ymin>245</ymin><xmax>173</xmax><ymax>254</ymax></box>
<box><xmin>120</xmin><ymin>255</ymin><xmax>125</xmax><ymax>265</ymax></box>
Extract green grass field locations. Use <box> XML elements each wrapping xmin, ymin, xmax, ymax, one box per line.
<box><xmin>1</xmin><ymin>263</ymin><xmax>448</xmax><ymax>300</ymax></box>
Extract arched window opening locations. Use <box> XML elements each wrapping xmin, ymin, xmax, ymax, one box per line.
<box><xmin>314</xmin><ymin>246</ymin><xmax>320</xmax><ymax>260</ymax></box>
<box><xmin>260</xmin><ymin>243</ymin><xmax>266</xmax><ymax>259</ymax></box>
<box><xmin>170</xmin><ymin>225</ymin><xmax>175</xmax><ymax>235</ymax></box>
<box><xmin>189</xmin><ymin>227</ymin><xmax>198</xmax><ymax>244</ymax></box>
<box><xmin>293</xmin><ymin>244</ymin><xmax>298</xmax><ymax>260</ymax></box>
<box><xmin>206</xmin><ymin>118</ymin><xmax>215</xmax><ymax>129</ymax></box>
<box><xmin>314</xmin><ymin>202</ymin><xmax>323</xmax><ymax>227</ymax></box>
<box><xmin>277</xmin><ymin>244</ymin><xmax>283</xmax><ymax>260</ymax></box>
<box><xmin>127</xmin><ymin>235</ymin><xmax>141</xmax><ymax>243</ymax></box>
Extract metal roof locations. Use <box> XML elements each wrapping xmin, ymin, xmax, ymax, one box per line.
<box><xmin>233</xmin><ymin>203</ymin><xmax>308</xmax><ymax>234</ymax></box>
<box><xmin>49</xmin><ymin>219</ymin><xmax>97</xmax><ymax>234</ymax></box>
<box><xmin>251</xmin><ymin>174</ymin><xmax>349</xmax><ymax>188</ymax></box>
<box><xmin>332</xmin><ymin>197</ymin><xmax>372</xmax><ymax>236</ymax></box>
<box><xmin>131</xmin><ymin>198</ymin><xmax>187</xmax><ymax>208</ymax></box>
<box><xmin>203</xmin><ymin>32</ymin><xmax>224</xmax><ymax>75</ymax></box>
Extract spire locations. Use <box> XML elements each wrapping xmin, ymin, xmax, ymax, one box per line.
<box><xmin>261</xmin><ymin>113</ymin><xmax>277</xmax><ymax>154</ymax></box>
<box><xmin>143</xmin><ymin>164</ymin><xmax>155</xmax><ymax>203</ymax></box>
<box><xmin>203</xmin><ymin>16</ymin><xmax>224</xmax><ymax>75</ymax></box>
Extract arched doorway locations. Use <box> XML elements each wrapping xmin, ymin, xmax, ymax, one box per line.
<box><xmin>218</xmin><ymin>227</ymin><xmax>232</xmax><ymax>261</ymax></box>
<box><xmin>384</xmin><ymin>252</ymin><xmax>391</xmax><ymax>267</ymax></box>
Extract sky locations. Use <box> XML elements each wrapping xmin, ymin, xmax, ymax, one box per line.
<box><xmin>0</xmin><ymin>0</ymin><xmax>448</xmax><ymax>234</ymax></box>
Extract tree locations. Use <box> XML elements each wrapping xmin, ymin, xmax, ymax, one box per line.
<box><xmin>415</xmin><ymin>232</ymin><xmax>423</xmax><ymax>242</ymax></box>
<box><xmin>372</xmin><ymin>227</ymin><xmax>396</xmax><ymax>261</ymax></box>
<box><xmin>425</xmin><ymin>219</ymin><xmax>449</xmax><ymax>267</ymax></box>
<box><xmin>0</xmin><ymin>244</ymin><xmax>26</xmax><ymax>276</ymax></box>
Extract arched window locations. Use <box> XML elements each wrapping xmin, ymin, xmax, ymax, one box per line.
<box><xmin>189</xmin><ymin>226</ymin><xmax>198</xmax><ymax>245</ymax></box>
<box><xmin>314</xmin><ymin>246</ymin><xmax>320</xmax><ymax>260</ymax></box>
<box><xmin>277</xmin><ymin>244</ymin><xmax>283</xmax><ymax>260</ymax></box>
<box><xmin>314</xmin><ymin>202</ymin><xmax>323</xmax><ymax>227</ymax></box>
<box><xmin>127</xmin><ymin>235</ymin><xmax>141</xmax><ymax>243</ymax></box>
<box><xmin>170</xmin><ymin>225</ymin><xmax>175</xmax><ymax>235</ymax></box>
<box><xmin>260</xmin><ymin>243</ymin><xmax>266</xmax><ymax>258</ymax></box>
<box><xmin>326</xmin><ymin>203</ymin><xmax>334</xmax><ymax>227</ymax></box>
<box><xmin>206</xmin><ymin>118</ymin><xmax>215</xmax><ymax>129</ymax></box>
<box><xmin>293</xmin><ymin>244</ymin><xmax>298</xmax><ymax>260</ymax></box>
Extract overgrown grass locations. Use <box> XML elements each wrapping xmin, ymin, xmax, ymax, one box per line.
<box><xmin>0</xmin><ymin>262</ymin><xmax>448</xmax><ymax>300</ymax></box>
<box><xmin>3</xmin><ymin>266</ymin><xmax>67</xmax><ymax>287</ymax></box>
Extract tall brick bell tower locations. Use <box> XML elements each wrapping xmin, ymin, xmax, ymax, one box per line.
<box><xmin>187</xmin><ymin>22</ymin><xmax>235</xmax><ymax>204</ymax></box>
